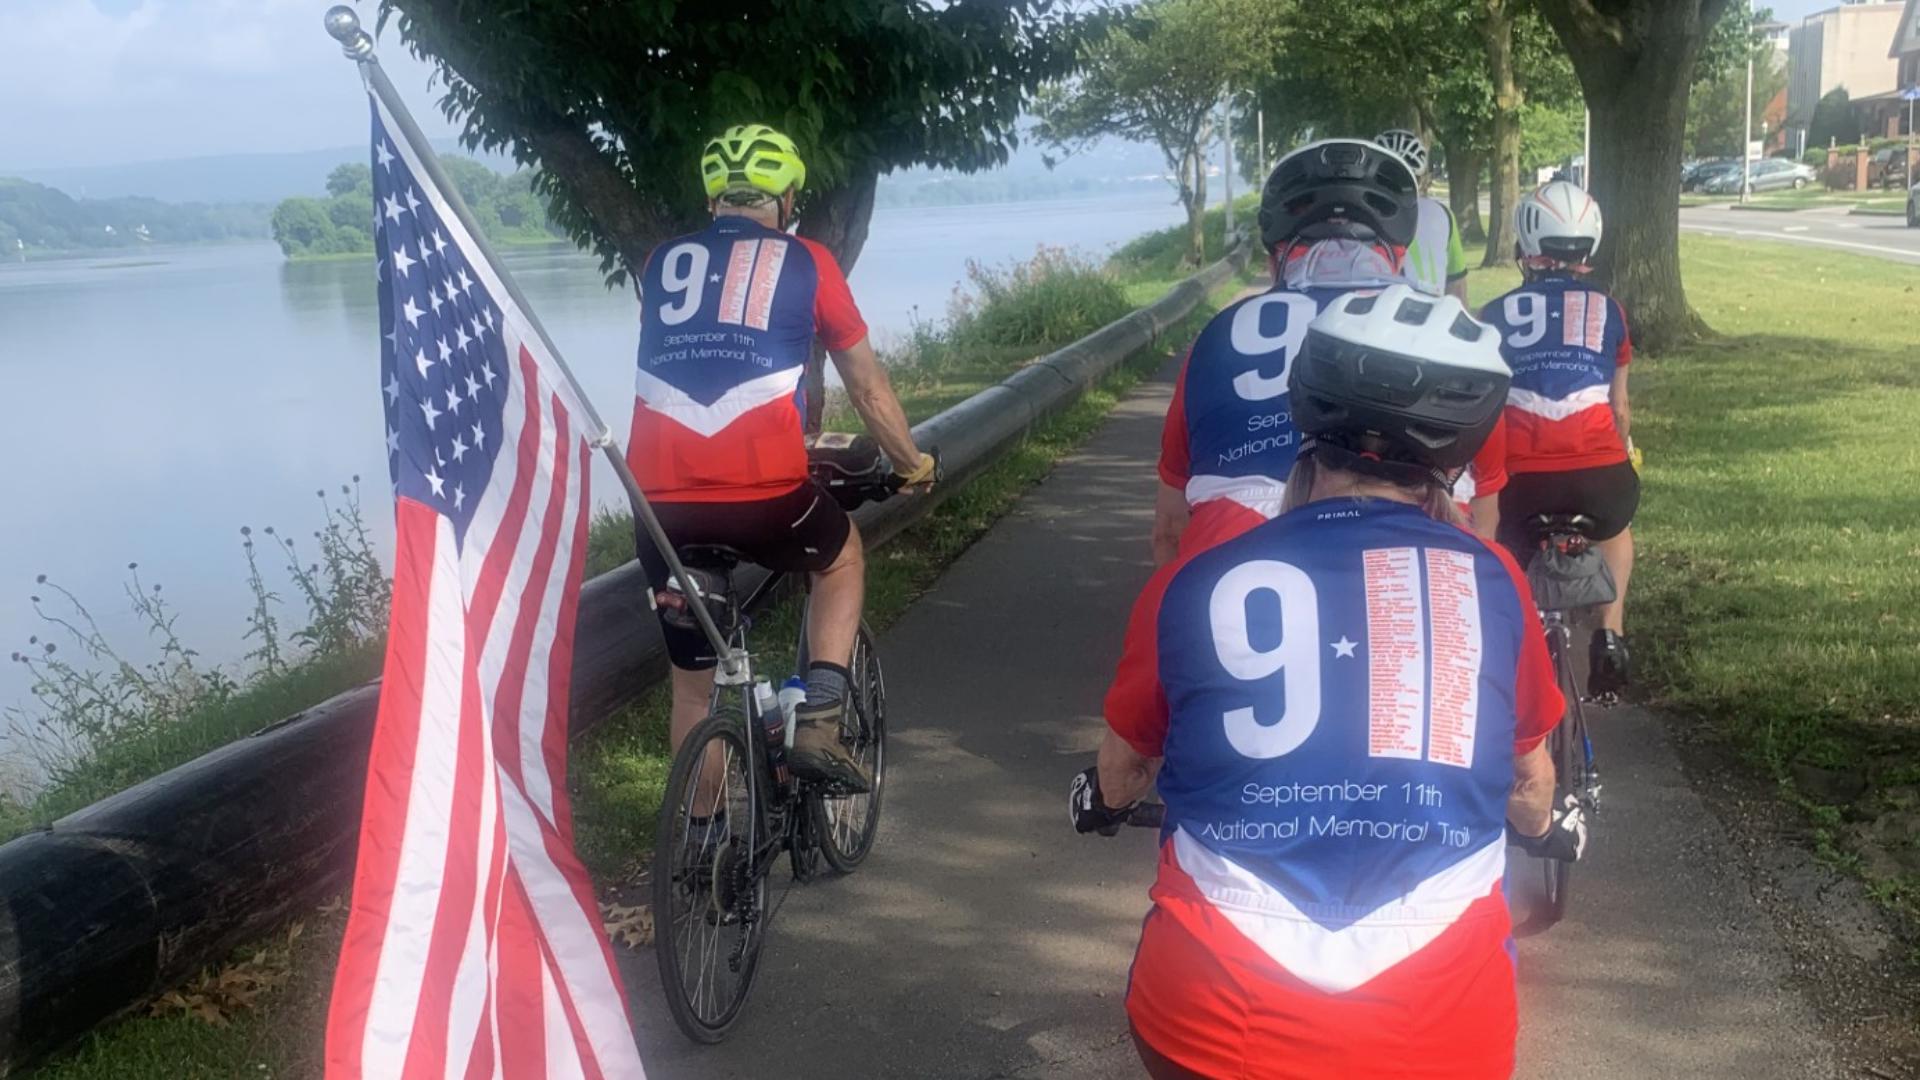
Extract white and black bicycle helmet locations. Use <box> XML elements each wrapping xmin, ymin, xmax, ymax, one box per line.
<box><xmin>1259</xmin><ymin>139</ymin><xmax>1420</xmax><ymax>251</ymax></box>
<box><xmin>1290</xmin><ymin>285</ymin><xmax>1511</xmax><ymax>477</ymax></box>
<box><xmin>1374</xmin><ymin>129</ymin><xmax>1429</xmax><ymax>178</ymax></box>
<box><xmin>1515</xmin><ymin>180</ymin><xmax>1603</xmax><ymax>268</ymax></box>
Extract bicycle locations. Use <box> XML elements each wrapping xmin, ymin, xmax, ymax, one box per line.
<box><xmin>649</xmin><ymin>435</ymin><xmax>922</xmax><ymax>1044</ymax></box>
<box><xmin>1518</xmin><ymin>512</ymin><xmax>1612</xmax><ymax>930</ymax></box>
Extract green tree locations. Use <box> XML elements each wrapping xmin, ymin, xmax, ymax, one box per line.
<box><xmin>1687</xmin><ymin>47</ymin><xmax>1787</xmax><ymax>159</ymax></box>
<box><xmin>379</xmin><ymin>0</ymin><xmax>1093</xmax><ymax>427</ymax></box>
<box><xmin>1535</xmin><ymin>0</ymin><xmax>1737</xmax><ymax>352</ymax></box>
<box><xmin>1035</xmin><ymin>0</ymin><xmax>1280</xmax><ymax>265</ymax></box>
<box><xmin>326</xmin><ymin>163</ymin><xmax>373</xmax><ymax>198</ymax></box>
<box><xmin>1808</xmin><ymin>88</ymin><xmax>1856</xmax><ymax>152</ymax></box>
<box><xmin>271</xmin><ymin>197</ymin><xmax>342</xmax><ymax>257</ymax></box>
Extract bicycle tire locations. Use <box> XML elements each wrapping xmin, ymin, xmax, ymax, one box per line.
<box><xmin>812</xmin><ymin>623</ymin><xmax>887</xmax><ymax>873</ymax></box>
<box><xmin>652</xmin><ymin>709</ymin><xmax>767</xmax><ymax>1044</ymax></box>
<box><xmin>1536</xmin><ymin>638</ymin><xmax>1583</xmax><ymax>927</ymax></box>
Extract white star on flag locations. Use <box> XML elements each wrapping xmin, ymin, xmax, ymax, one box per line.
<box><xmin>385</xmin><ymin>374</ymin><xmax>401</xmax><ymax>405</ymax></box>
<box><xmin>375</xmin><ymin>140</ymin><xmax>395</xmax><ymax>171</ymax></box>
<box><xmin>405</xmin><ymin>188</ymin><xmax>422</xmax><ymax>216</ymax></box>
<box><xmin>386</xmin><ymin>426</ymin><xmax>400</xmax><ymax>455</ymax></box>
<box><xmin>391</xmin><ymin>243</ymin><xmax>416</xmax><ymax>279</ymax></box>
<box><xmin>382</xmin><ymin>194</ymin><xmax>404</xmax><ymax>224</ymax></box>
<box><xmin>452</xmin><ymin>483</ymin><xmax>465</xmax><ymax>510</ymax></box>
<box><xmin>449</xmin><ymin>433</ymin><xmax>469</xmax><ymax>462</ymax></box>
<box><xmin>472</xmin><ymin>419</ymin><xmax>487</xmax><ymax>450</ymax></box>
<box><xmin>402</xmin><ymin>298</ymin><xmax>424</xmax><ymax>327</ymax></box>
<box><xmin>423</xmin><ymin>466</ymin><xmax>444</xmax><ymax>497</ymax></box>
<box><xmin>1331</xmin><ymin>636</ymin><xmax>1359</xmax><ymax>659</ymax></box>
<box><xmin>418</xmin><ymin>397</ymin><xmax>441</xmax><ymax>430</ymax></box>
<box><xmin>464</xmin><ymin>372</ymin><xmax>482</xmax><ymax>400</ymax></box>
<box><xmin>455</xmin><ymin>326</ymin><xmax>472</xmax><ymax>353</ymax></box>
<box><xmin>438</xmin><ymin>336</ymin><xmax>453</xmax><ymax>363</ymax></box>
<box><xmin>445</xmin><ymin>385</ymin><xmax>462</xmax><ymax>416</ymax></box>
<box><xmin>414</xmin><ymin>347</ymin><xmax>432</xmax><ymax>379</ymax></box>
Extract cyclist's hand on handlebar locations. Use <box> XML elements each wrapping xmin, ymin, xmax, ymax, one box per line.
<box><xmin>893</xmin><ymin>450</ymin><xmax>939</xmax><ymax>492</ymax></box>
<box><xmin>1508</xmin><ymin>795</ymin><xmax>1588</xmax><ymax>862</ymax></box>
<box><xmin>1070</xmin><ymin>765</ymin><xmax>1138</xmax><ymax>836</ymax></box>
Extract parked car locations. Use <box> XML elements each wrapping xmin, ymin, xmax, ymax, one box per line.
<box><xmin>1868</xmin><ymin>146</ymin><xmax>1910</xmax><ymax>190</ymax></box>
<box><xmin>1699</xmin><ymin>158</ymin><xmax>1817</xmax><ymax>195</ymax></box>
<box><xmin>1684</xmin><ymin>161</ymin><xmax>1740</xmax><ymax>192</ymax></box>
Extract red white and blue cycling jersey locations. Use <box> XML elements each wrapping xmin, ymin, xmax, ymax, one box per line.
<box><xmin>1479</xmin><ymin>276</ymin><xmax>1632</xmax><ymax>475</ymax></box>
<box><xmin>626</xmin><ymin>217</ymin><xmax>868</xmax><ymax>502</ymax></box>
<box><xmin>1161</xmin><ymin>284</ymin><xmax>1510</xmax><ymax>555</ymax></box>
<box><xmin>1159</xmin><ymin>285</ymin><xmax>1356</xmax><ymax>551</ymax></box>
<box><xmin>1106</xmin><ymin>498</ymin><xmax>1561</xmax><ymax>1078</ymax></box>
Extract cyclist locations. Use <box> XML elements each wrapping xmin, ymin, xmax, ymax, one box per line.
<box><xmin>1374</xmin><ymin>128</ymin><xmax>1469</xmax><ymax>301</ymax></box>
<box><xmin>1478</xmin><ymin>179</ymin><xmax>1636</xmax><ymax>695</ymax></box>
<box><xmin>1152</xmin><ymin>139</ymin><xmax>1419</xmax><ymax>564</ymax></box>
<box><xmin>627</xmin><ymin>124</ymin><xmax>935</xmax><ymax>792</ymax></box>
<box><xmin>1073</xmin><ymin>286</ymin><xmax>1586</xmax><ymax>1079</ymax></box>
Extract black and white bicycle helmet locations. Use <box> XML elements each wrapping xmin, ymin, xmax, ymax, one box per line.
<box><xmin>1374</xmin><ymin>129</ymin><xmax>1429</xmax><ymax>178</ymax></box>
<box><xmin>1259</xmin><ymin>139</ymin><xmax>1419</xmax><ymax>251</ymax></box>
<box><xmin>1290</xmin><ymin>285</ymin><xmax>1511</xmax><ymax>475</ymax></box>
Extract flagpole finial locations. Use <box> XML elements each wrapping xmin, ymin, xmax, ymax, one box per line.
<box><xmin>325</xmin><ymin>6</ymin><xmax>374</xmax><ymax>61</ymax></box>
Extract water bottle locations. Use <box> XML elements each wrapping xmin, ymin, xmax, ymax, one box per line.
<box><xmin>753</xmin><ymin>681</ymin><xmax>790</xmax><ymax>784</ymax></box>
<box><xmin>777</xmin><ymin>677</ymin><xmax>807</xmax><ymax>750</ymax></box>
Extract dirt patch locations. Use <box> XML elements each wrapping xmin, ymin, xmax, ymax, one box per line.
<box><xmin>1666</xmin><ymin>718</ymin><xmax>1920</xmax><ymax>1077</ymax></box>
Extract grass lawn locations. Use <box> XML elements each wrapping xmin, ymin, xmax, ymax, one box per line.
<box><xmin>1745</xmin><ymin>188</ymin><xmax>1908</xmax><ymax>211</ymax></box>
<box><xmin>1473</xmin><ymin>236</ymin><xmax>1920</xmax><ymax>926</ymax></box>
<box><xmin>23</xmin><ymin>237</ymin><xmax>1251</xmax><ymax>1079</ymax></box>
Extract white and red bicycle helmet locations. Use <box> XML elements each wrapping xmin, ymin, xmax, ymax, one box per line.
<box><xmin>1515</xmin><ymin>180</ymin><xmax>1603</xmax><ymax>270</ymax></box>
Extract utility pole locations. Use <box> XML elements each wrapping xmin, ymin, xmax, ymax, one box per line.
<box><xmin>1583</xmin><ymin>109</ymin><xmax>1591</xmax><ymax>188</ymax></box>
<box><xmin>1741</xmin><ymin>0</ymin><xmax>1755</xmax><ymax>203</ymax></box>
<box><xmin>1221</xmin><ymin>93</ymin><xmax>1234</xmax><ymax>240</ymax></box>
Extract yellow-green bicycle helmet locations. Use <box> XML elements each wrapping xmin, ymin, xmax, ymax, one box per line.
<box><xmin>700</xmin><ymin>124</ymin><xmax>807</xmax><ymax>200</ymax></box>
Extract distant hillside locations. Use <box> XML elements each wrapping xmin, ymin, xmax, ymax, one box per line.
<box><xmin>12</xmin><ymin>139</ymin><xmax>513</xmax><ymax>205</ymax></box>
<box><xmin>0</xmin><ymin>178</ymin><xmax>270</xmax><ymax>253</ymax></box>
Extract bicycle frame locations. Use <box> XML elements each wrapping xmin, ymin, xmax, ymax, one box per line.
<box><xmin>701</xmin><ymin>569</ymin><xmax>819</xmax><ymax>883</ymax></box>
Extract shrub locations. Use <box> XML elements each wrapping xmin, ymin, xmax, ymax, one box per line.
<box><xmin>944</xmin><ymin>246</ymin><xmax>1133</xmax><ymax>349</ymax></box>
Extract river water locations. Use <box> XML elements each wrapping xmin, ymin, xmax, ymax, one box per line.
<box><xmin>0</xmin><ymin>191</ymin><xmax>1190</xmax><ymax>719</ymax></box>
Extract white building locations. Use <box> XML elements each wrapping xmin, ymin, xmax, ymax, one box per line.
<box><xmin>1786</xmin><ymin>2</ymin><xmax>1904</xmax><ymax>149</ymax></box>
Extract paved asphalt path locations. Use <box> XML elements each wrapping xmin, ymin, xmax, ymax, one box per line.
<box><xmin>1680</xmin><ymin>202</ymin><xmax>1920</xmax><ymax>266</ymax></box>
<box><xmin>621</xmin><ymin>354</ymin><xmax>1846</xmax><ymax>1079</ymax></box>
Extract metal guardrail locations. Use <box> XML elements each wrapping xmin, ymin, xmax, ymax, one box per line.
<box><xmin>0</xmin><ymin>238</ymin><xmax>1250</xmax><ymax>1073</ymax></box>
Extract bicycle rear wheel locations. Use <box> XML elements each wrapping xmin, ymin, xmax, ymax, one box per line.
<box><xmin>1537</xmin><ymin>639</ymin><xmax>1583</xmax><ymax>926</ymax></box>
<box><xmin>812</xmin><ymin>623</ymin><xmax>887</xmax><ymax>873</ymax></box>
<box><xmin>652</xmin><ymin>709</ymin><xmax>767</xmax><ymax>1043</ymax></box>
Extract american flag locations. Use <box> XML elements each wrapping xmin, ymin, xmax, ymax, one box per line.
<box><xmin>324</xmin><ymin>91</ymin><xmax>647</xmax><ymax>1080</ymax></box>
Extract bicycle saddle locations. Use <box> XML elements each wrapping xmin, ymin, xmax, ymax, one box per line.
<box><xmin>1529</xmin><ymin>513</ymin><xmax>1598</xmax><ymax>538</ymax></box>
<box><xmin>678</xmin><ymin>544</ymin><xmax>748</xmax><ymax>572</ymax></box>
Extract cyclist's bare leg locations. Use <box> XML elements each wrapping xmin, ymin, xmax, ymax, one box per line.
<box><xmin>805</xmin><ymin>520</ymin><xmax>864</xmax><ymax>670</ymax></box>
<box><xmin>1597</xmin><ymin>526</ymin><xmax>1633</xmax><ymax>633</ymax></box>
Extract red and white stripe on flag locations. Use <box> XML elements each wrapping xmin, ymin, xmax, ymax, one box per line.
<box><xmin>326</xmin><ymin>91</ymin><xmax>646</xmax><ymax>1080</ymax></box>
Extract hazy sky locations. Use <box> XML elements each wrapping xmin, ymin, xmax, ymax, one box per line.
<box><xmin>5</xmin><ymin>0</ymin><xmax>460</xmax><ymax>171</ymax></box>
<box><xmin>0</xmin><ymin>0</ymin><xmax>1877</xmax><ymax>172</ymax></box>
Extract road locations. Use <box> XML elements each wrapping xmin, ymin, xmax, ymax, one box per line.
<box><xmin>1680</xmin><ymin>203</ymin><xmax>1920</xmax><ymax>265</ymax></box>
<box><xmin>619</xmin><ymin>350</ymin><xmax>1854</xmax><ymax>1079</ymax></box>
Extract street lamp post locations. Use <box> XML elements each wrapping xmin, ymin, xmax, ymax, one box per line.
<box><xmin>1741</xmin><ymin>0</ymin><xmax>1755</xmax><ymax>203</ymax></box>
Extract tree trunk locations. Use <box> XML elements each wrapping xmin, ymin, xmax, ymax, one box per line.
<box><xmin>522</xmin><ymin>120</ymin><xmax>695</xmax><ymax>283</ymax></box>
<box><xmin>795</xmin><ymin>168</ymin><xmax>881</xmax><ymax>432</ymax></box>
<box><xmin>1538</xmin><ymin>0</ymin><xmax>1730</xmax><ymax>352</ymax></box>
<box><xmin>1445</xmin><ymin>139</ymin><xmax>1488</xmax><ymax>244</ymax></box>
<box><xmin>1482</xmin><ymin>0</ymin><xmax>1523</xmax><ymax>268</ymax></box>
<box><xmin>1181</xmin><ymin>145</ymin><xmax>1209</xmax><ymax>266</ymax></box>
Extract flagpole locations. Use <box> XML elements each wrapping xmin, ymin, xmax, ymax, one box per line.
<box><xmin>324</xmin><ymin>7</ymin><xmax>741</xmax><ymax>673</ymax></box>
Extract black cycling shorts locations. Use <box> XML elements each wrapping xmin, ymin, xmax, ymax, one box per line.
<box><xmin>1496</xmin><ymin>460</ymin><xmax>1640</xmax><ymax>560</ymax></box>
<box><xmin>638</xmin><ymin>482</ymin><xmax>852</xmax><ymax>670</ymax></box>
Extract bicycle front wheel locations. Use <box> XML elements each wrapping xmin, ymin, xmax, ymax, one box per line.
<box><xmin>812</xmin><ymin>622</ymin><xmax>887</xmax><ymax>872</ymax></box>
<box><xmin>1537</xmin><ymin>640</ymin><xmax>1583</xmax><ymax>927</ymax></box>
<box><xmin>652</xmin><ymin>709</ymin><xmax>766</xmax><ymax>1043</ymax></box>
